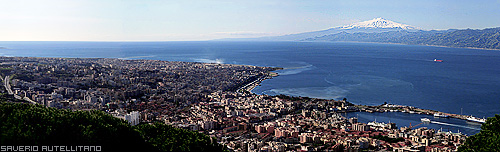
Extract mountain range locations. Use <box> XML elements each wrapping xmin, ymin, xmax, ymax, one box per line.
<box><xmin>220</xmin><ymin>18</ymin><xmax>500</xmax><ymax>50</ymax></box>
<box><xmin>307</xmin><ymin>27</ymin><xmax>500</xmax><ymax>50</ymax></box>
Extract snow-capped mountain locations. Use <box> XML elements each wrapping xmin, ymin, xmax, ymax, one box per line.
<box><xmin>218</xmin><ymin>18</ymin><xmax>422</xmax><ymax>41</ymax></box>
<box><xmin>340</xmin><ymin>18</ymin><xmax>419</xmax><ymax>30</ymax></box>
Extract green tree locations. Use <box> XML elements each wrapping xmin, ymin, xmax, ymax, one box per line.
<box><xmin>134</xmin><ymin>122</ymin><xmax>228</xmax><ymax>152</ymax></box>
<box><xmin>458</xmin><ymin>114</ymin><xmax>500</xmax><ymax>152</ymax></box>
<box><xmin>0</xmin><ymin>101</ymin><xmax>228</xmax><ymax>152</ymax></box>
<box><xmin>0</xmin><ymin>102</ymin><xmax>154</xmax><ymax>151</ymax></box>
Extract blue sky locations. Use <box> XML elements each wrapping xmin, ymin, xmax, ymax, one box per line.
<box><xmin>1</xmin><ymin>0</ymin><xmax>500</xmax><ymax>41</ymax></box>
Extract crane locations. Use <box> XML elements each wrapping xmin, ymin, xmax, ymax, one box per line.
<box><xmin>409</xmin><ymin>122</ymin><xmax>424</xmax><ymax>129</ymax></box>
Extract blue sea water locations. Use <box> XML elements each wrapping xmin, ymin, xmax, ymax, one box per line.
<box><xmin>1</xmin><ymin>41</ymin><xmax>498</xmax><ymax>135</ymax></box>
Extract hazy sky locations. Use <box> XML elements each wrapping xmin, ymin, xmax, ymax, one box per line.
<box><xmin>1</xmin><ymin>0</ymin><xmax>500</xmax><ymax>41</ymax></box>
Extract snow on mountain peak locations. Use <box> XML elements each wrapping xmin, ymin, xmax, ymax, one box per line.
<box><xmin>340</xmin><ymin>18</ymin><xmax>419</xmax><ymax>30</ymax></box>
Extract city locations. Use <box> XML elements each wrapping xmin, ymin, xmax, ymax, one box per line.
<box><xmin>0</xmin><ymin>57</ymin><xmax>467</xmax><ymax>151</ymax></box>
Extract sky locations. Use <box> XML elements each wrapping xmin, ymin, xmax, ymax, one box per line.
<box><xmin>1</xmin><ymin>0</ymin><xmax>500</xmax><ymax>41</ymax></box>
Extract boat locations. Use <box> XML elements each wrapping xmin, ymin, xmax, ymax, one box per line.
<box><xmin>367</xmin><ymin>120</ymin><xmax>391</xmax><ymax>129</ymax></box>
<box><xmin>434</xmin><ymin>59</ymin><xmax>443</xmax><ymax>62</ymax></box>
<box><xmin>433</xmin><ymin>113</ymin><xmax>449</xmax><ymax>118</ymax></box>
<box><xmin>421</xmin><ymin>118</ymin><xmax>431</xmax><ymax>122</ymax></box>
<box><xmin>467</xmin><ymin>116</ymin><xmax>486</xmax><ymax>123</ymax></box>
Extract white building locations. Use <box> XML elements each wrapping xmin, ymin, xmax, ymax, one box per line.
<box><xmin>125</xmin><ymin>111</ymin><xmax>140</xmax><ymax>126</ymax></box>
<box><xmin>113</xmin><ymin>110</ymin><xmax>140</xmax><ymax>126</ymax></box>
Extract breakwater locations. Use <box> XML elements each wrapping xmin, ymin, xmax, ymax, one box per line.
<box><xmin>355</xmin><ymin>103</ymin><xmax>485</xmax><ymax>123</ymax></box>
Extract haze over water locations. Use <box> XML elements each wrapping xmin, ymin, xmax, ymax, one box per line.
<box><xmin>1</xmin><ymin>41</ymin><xmax>498</xmax><ymax>134</ymax></box>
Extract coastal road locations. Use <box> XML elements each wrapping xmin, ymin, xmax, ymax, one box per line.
<box><xmin>4</xmin><ymin>76</ymin><xmax>13</xmax><ymax>94</ymax></box>
<box><xmin>3</xmin><ymin>75</ymin><xmax>37</xmax><ymax>104</ymax></box>
<box><xmin>237</xmin><ymin>75</ymin><xmax>269</xmax><ymax>92</ymax></box>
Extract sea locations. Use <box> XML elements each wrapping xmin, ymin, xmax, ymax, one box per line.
<box><xmin>2</xmin><ymin>41</ymin><xmax>499</xmax><ymax>135</ymax></box>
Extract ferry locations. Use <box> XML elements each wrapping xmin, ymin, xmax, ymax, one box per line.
<box><xmin>434</xmin><ymin>59</ymin><xmax>443</xmax><ymax>62</ymax></box>
<box><xmin>421</xmin><ymin>118</ymin><xmax>431</xmax><ymax>122</ymax></box>
<box><xmin>433</xmin><ymin>113</ymin><xmax>449</xmax><ymax>118</ymax></box>
<box><xmin>467</xmin><ymin>116</ymin><xmax>486</xmax><ymax>124</ymax></box>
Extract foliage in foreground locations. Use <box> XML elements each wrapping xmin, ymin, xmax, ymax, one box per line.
<box><xmin>458</xmin><ymin>114</ymin><xmax>500</xmax><ymax>152</ymax></box>
<box><xmin>0</xmin><ymin>102</ymin><xmax>227</xmax><ymax>152</ymax></box>
<box><xmin>136</xmin><ymin>122</ymin><xmax>226</xmax><ymax>152</ymax></box>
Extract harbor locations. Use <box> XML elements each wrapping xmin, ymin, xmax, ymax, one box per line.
<box><xmin>355</xmin><ymin>103</ymin><xmax>486</xmax><ymax>122</ymax></box>
<box><xmin>344</xmin><ymin>110</ymin><xmax>482</xmax><ymax>136</ymax></box>
<box><xmin>346</xmin><ymin>103</ymin><xmax>485</xmax><ymax>135</ymax></box>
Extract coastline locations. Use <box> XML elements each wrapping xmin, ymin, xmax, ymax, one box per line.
<box><xmin>245</xmin><ymin>65</ymin><xmax>484</xmax><ymax>124</ymax></box>
<box><xmin>237</xmin><ymin>69</ymin><xmax>281</xmax><ymax>92</ymax></box>
<box><xmin>311</xmin><ymin>40</ymin><xmax>500</xmax><ymax>51</ymax></box>
<box><xmin>0</xmin><ymin>56</ymin><xmax>481</xmax><ymax>150</ymax></box>
<box><xmin>2</xmin><ymin>54</ymin><xmax>487</xmax><ymax>136</ymax></box>
<box><xmin>247</xmin><ymin>65</ymin><xmax>485</xmax><ymax>133</ymax></box>
<box><xmin>354</xmin><ymin>103</ymin><xmax>482</xmax><ymax>122</ymax></box>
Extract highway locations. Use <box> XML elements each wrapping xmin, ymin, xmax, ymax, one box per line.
<box><xmin>2</xmin><ymin>75</ymin><xmax>37</xmax><ymax>104</ymax></box>
<box><xmin>4</xmin><ymin>76</ymin><xmax>13</xmax><ymax>95</ymax></box>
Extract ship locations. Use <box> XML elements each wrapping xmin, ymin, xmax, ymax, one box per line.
<box><xmin>433</xmin><ymin>113</ymin><xmax>449</xmax><ymax>118</ymax></box>
<box><xmin>434</xmin><ymin>59</ymin><xmax>443</xmax><ymax>62</ymax></box>
<box><xmin>466</xmin><ymin>116</ymin><xmax>486</xmax><ymax>123</ymax></box>
<box><xmin>421</xmin><ymin>118</ymin><xmax>431</xmax><ymax>122</ymax></box>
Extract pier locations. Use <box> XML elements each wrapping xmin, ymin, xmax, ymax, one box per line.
<box><xmin>354</xmin><ymin>103</ymin><xmax>480</xmax><ymax>121</ymax></box>
<box><xmin>237</xmin><ymin>71</ymin><xmax>280</xmax><ymax>92</ymax></box>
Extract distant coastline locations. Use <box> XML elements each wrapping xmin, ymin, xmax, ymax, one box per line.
<box><xmin>304</xmin><ymin>27</ymin><xmax>500</xmax><ymax>50</ymax></box>
<box><xmin>307</xmin><ymin>40</ymin><xmax>500</xmax><ymax>51</ymax></box>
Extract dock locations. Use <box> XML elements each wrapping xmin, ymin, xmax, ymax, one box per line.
<box><xmin>354</xmin><ymin>103</ymin><xmax>478</xmax><ymax>121</ymax></box>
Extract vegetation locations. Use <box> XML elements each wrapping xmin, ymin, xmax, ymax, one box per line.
<box><xmin>136</xmin><ymin>123</ymin><xmax>227</xmax><ymax>152</ymax></box>
<box><xmin>458</xmin><ymin>114</ymin><xmax>500</xmax><ymax>152</ymax></box>
<box><xmin>0</xmin><ymin>67</ymin><xmax>13</xmax><ymax>75</ymax></box>
<box><xmin>0</xmin><ymin>93</ymin><xmax>25</xmax><ymax>103</ymax></box>
<box><xmin>309</xmin><ymin>27</ymin><xmax>500</xmax><ymax>50</ymax></box>
<box><xmin>0</xmin><ymin>101</ymin><xmax>228</xmax><ymax>152</ymax></box>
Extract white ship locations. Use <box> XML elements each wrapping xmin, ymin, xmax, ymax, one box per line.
<box><xmin>421</xmin><ymin>118</ymin><xmax>431</xmax><ymax>122</ymax></box>
<box><xmin>433</xmin><ymin>113</ymin><xmax>449</xmax><ymax>118</ymax></box>
<box><xmin>466</xmin><ymin>116</ymin><xmax>486</xmax><ymax>123</ymax></box>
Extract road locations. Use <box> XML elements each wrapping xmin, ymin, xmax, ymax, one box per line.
<box><xmin>4</xmin><ymin>76</ymin><xmax>13</xmax><ymax>95</ymax></box>
<box><xmin>2</xmin><ymin>75</ymin><xmax>37</xmax><ymax>104</ymax></box>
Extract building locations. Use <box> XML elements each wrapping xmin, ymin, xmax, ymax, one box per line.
<box><xmin>125</xmin><ymin>111</ymin><xmax>140</xmax><ymax>126</ymax></box>
<box><xmin>352</xmin><ymin>123</ymin><xmax>369</xmax><ymax>131</ymax></box>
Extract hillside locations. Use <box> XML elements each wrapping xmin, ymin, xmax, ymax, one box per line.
<box><xmin>306</xmin><ymin>27</ymin><xmax>500</xmax><ymax>50</ymax></box>
<box><xmin>219</xmin><ymin>18</ymin><xmax>419</xmax><ymax>41</ymax></box>
<box><xmin>0</xmin><ymin>101</ymin><xmax>228</xmax><ymax>152</ymax></box>
<box><xmin>218</xmin><ymin>18</ymin><xmax>500</xmax><ymax>50</ymax></box>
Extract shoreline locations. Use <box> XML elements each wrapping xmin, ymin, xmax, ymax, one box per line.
<box><xmin>309</xmin><ymin>40</ymin><xmax>500</xmax><ymax>51</ymax></box>
<box><xmin>354</xmin><ymin>103</ymin><xmax>483</xmax><ymax>122</ymax></box>
<box><xmin>247</xmin><ymin>67</ymin><xmax>486</xmax><ymax>126</ymax></box>
<box><xmin>3</xmin><ymin>56</ymin><xmax>486</xmax><ymax>129</ymax></box>
<box><xmin>237</xmin><ymin>69</ymin><xmax>281</xmax><ymax>92</ymax></box>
